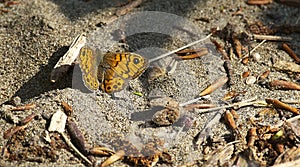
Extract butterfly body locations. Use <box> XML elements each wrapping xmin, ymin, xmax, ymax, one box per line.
<box><xmin>78</xmin><ymin>46</ymin><xmax>148</xmax><ymax>94</ymax></box>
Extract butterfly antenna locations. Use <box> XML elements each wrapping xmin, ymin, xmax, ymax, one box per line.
<box><xmin>149</xmin><ymin>33</ymin><xmax>212</xmax><ymax>63</ymax></box>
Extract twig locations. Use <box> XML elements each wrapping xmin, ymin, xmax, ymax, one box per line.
<box><xmin>149</xmin><ymin>33</ymin><xmax>212</xmax><ymax>63</ymax></box>
<box><xmin>282</xmin><ymin>43</ymin><xmax>300</xmax><ymax>63</ymax></box>
<box><xmin>183</xmin><ymin>103</ymin><xmax>216</xmax><ymax>111</ymax></box>
<box><xmin>19</xmin><ymin>113</ymin><xmax>37</xmax><ymax>125</ymax></box>
<box><xmin>250</xmin><ymin>39</ymin><xmax>266</xmax><ymax>55</ymax></box>
<box><xmin>175</xmin><ymin>49</ymin><xmax>208</xmax><ymax>60</ymax></box>
<box><xmin>179</xmin><ymin>96</ymin><xmax>267</xmax><ymax>113</ymax></box>
<box><xmin>224</xmin><ymin>60</ymin><xmax>234</xmax><ymax>85</ymax></box>
<box><xmin>253</xmin><ymin>34</ymin><xmax>292</xmax><ymax>41</ymax></box>
<box><xmin>48</xmin><ymin>110</ymin><xmax>92</xmax><ymax>165</ymax></box>
<box><xmin>238</xmin><ymin>39</ymin><xmax>266</xmax><ymax>63</ymax></box>
<box><xmin>247</xmin><ymin>0</ymin><xmax>273</xmax><ymax>5</ymax></box>
<box><xmin>179</xmin><ymin>96</ymin><xmax>203</xmax><ymax>107</ymax></box>
<box><xmin>247</xmin><ymin>127</ymin><xmax>257</xmax><ymax>146</ymax></box>
<box><xmin>3</xmin><ymin>124</ymin><xmax>27</xmax><ymax>139</ymax></box>
<box><xmin>266</xmin><ymin>98</ymin><xmax>299</xmax><ymax>115</ymax></box>
<box><xmin>196</xmin><ymin>97</ymin><xmax>267</xmax><ymax>114</ymax></box>
<box><xmin>269</xmin><ymin>80</ymin><xmax>300</xmax><ymax>90</ymax></box>
<box><xmin>175</xmin><ymin>48</ymin><xmax>208</xmax><ymax>54</ymax></box>
<box><xmin>60</xmin><ymin>132</ymin><xmax>92</xmax><ymax>165</ymax></box>
<box><xmin>10</xmin><ymin>103</ymin><xmax>36</xmax><ymax>111</ymax></box>
<box><xmin>116</xmin><ymin>0</ymin><xmax>146</xmax><ymax>16</ymax></box>
<box><xmin>3</xmin><ymin>113</ymin><xmax>37</xmax><ymax>139</ymax></box>
<box><xmin>103</xmin><ymin>0</ymin><xmax>146</xmax><ymax>24</ymax></box>
<box><xmin>273</xmin><ymin>61</ymin><xmax>300</xmax><ymax>73</ymax></box>
<box><xmin>199</xmin><ymin>76</ymin><xmax>228</xmax><ymax>96</ymax></box>
<box><xmin>211</xmin><ymin>39</ymin><xmax>229</xmax><ymax>60</ymax></box>
<box><xmin>100</xmin><ymin>150</ymin><xmax>125</xmax><ymax>167</ymax></box>
<box><xmin>4</xmin><ymin>1</ymin><xmax>20</xmax><ymax>7</ymax></box>
<box><xmin>232</xmin><ymin>7</ymin><xmax>243</xmax><ymax>16</ymax></box>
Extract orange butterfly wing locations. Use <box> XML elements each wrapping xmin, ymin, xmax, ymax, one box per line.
<box><xmin>78</xmin><ymin>46</ymin><xmax>100</xmax><ymax>91</ymax></box>
<box><xmin>99</xmin><ymin>52</ymin><xmax>148</xmax><ymax>94</ymax></box>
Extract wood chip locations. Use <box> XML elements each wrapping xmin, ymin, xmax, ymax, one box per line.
<box><xmin>224</xmin><ymin>110</ymin><xmax>237</xmax><ymax>130</ymax></box>
<box><xmin>273</xmin><ymin>60</ymin><xmax>300</xmax><ymax>73</ymax></box>
<box><xmin>48</xmin><ymin>110</ymin><xmax>67</xmax><ymax>133</ymax></box>
<box><xmin>100</xmin><ymin>150</ymin><xmax>125</xmax><ymax>167</ymax></box>
<box><xmin>282</xmin><ymin>43</ymin><xmax>300</xmax><ymax>63</ymax></box>
<box><xmin>50</xmin><ymin>33</ymin><xmax>86</xmax><ymax>83</ymax></box>
<box><xmin>266</xmin><ymin>98</ymin><xmax>299</xmax><ymax>115</ymax></box>
<box><xmin>200</xmin><ymin>76</ymin><xmax>228</xmax><ymax>96</ymax></box>
<box><xmin>269</xmin><ymin>80</ymin><xmax>300</xmax><ymax>91</ymax></box>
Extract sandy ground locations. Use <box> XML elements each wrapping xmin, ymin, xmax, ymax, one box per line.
<box><xmin>0</xmin><ymin>0</ymin><xmax>300</xmax><ymax>166</ymax></box>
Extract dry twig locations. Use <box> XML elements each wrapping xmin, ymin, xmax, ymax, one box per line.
<box><xmin>269</xmin><ymin>80</ymin><xmax>300</xmax><ymax>90</ymax></box>
<box><xmin>266</xmin><ymin>98</ymin><xmax>299</xmax><ymax>115</ymax></box>
<box><xmin>224</xmin><ymin>60</ymin><xmax>234</xmax><ymax>85</ymax></box>
<box><xmin>116</xmin><ymin>0</ymin><xmax>145</xmax><ymax>16</ymax></box>
<box><xmin>253</xmin><ymin>34</ymin><xmax>292</xmax><ymax>41</ymax></box>
<box><xmin>199</xmin><ymin>76</ymin><xmax>228</xmax><ymax>96</ymax></box>
<box><xmin>175</xmin><ymin>48</ymin><xmax>208</xmax><ymax>60</ymax></box>
<box><xmin>196</xmin><ymin>97</ymin><xmax>267</xmax><ymax>114</ymax></box>
<box><xmin>3</xmin><ymin>113</ymin><xmax>36</xmax><ymax>139</ymax></box>
<box><xmin>100</xmin><ymin>150</ymin><xmax>125</xmax><ymax>167</ymax></box>
<box><xmin>10</xmin><ymin>103</ymin><xmax>36</xmax><ymax>111</ymax></box>
<box><xmin>247</xmin><ymin>0</ymin><xmax>273</xmax><ymax>5</ymax></box>
<box><xmin>211</xmin><ymin>39</ymin><xmax>229</xmax><ymax>60</ymax></box>
<box><xmin>149</xmin><ymin>33</ymin><xmax>212</xmax><ymax>63</ymax></box>
<box><xmin>282</xmin><ymin>43</ymin><xmax>300</xmax><ymax>63</ymax></box>
<box><xmin>48</xmin><ymin>110</ymin><xmax>92</xmax><ymax>165</ymax></box>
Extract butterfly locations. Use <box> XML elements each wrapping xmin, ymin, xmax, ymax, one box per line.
<box><xmin>78</xmin><ymin>46</ymin><xmax>149</xmax><ymax>94</ymax></box>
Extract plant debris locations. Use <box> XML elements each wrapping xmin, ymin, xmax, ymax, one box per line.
<box><xmin>1</xmin><ymin>0</ymin><xmax>300</xmax><ymax>166</ymax></box>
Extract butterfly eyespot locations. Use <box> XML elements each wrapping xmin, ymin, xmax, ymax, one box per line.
<box><xmin>117</xmin><ymin>82</ymin><xmax>121</xmax><ymax>86</ymax></box>
<box><xmin>133</xmin><ymin>57</ymin><xmax>140</xmax><ymax>64</ymax></box>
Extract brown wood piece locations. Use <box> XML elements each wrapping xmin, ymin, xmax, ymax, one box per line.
<box><xmin>282</xmin><ymin>43</ymin><xmax>300</xmax><ymax>63</ymax></box>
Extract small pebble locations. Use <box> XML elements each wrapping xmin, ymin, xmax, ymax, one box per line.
<box><xmin>47</xmin><ymin>21</ymin><xmax>56</xmax><ymax>30</ymax></box>
<box><xmin>10</xmin><ymin>96</ymin><xmax>22</xmax><ymax>106</ymax></box>
<box><xmin>246</xmin><ymin>76</ymin><xmax>257</xmax><ymax>85</ymax></box>
<box><xmin>252</xmin><ymin>53</ymin><xmax>261</xmax><ymax>62</ymax></box>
